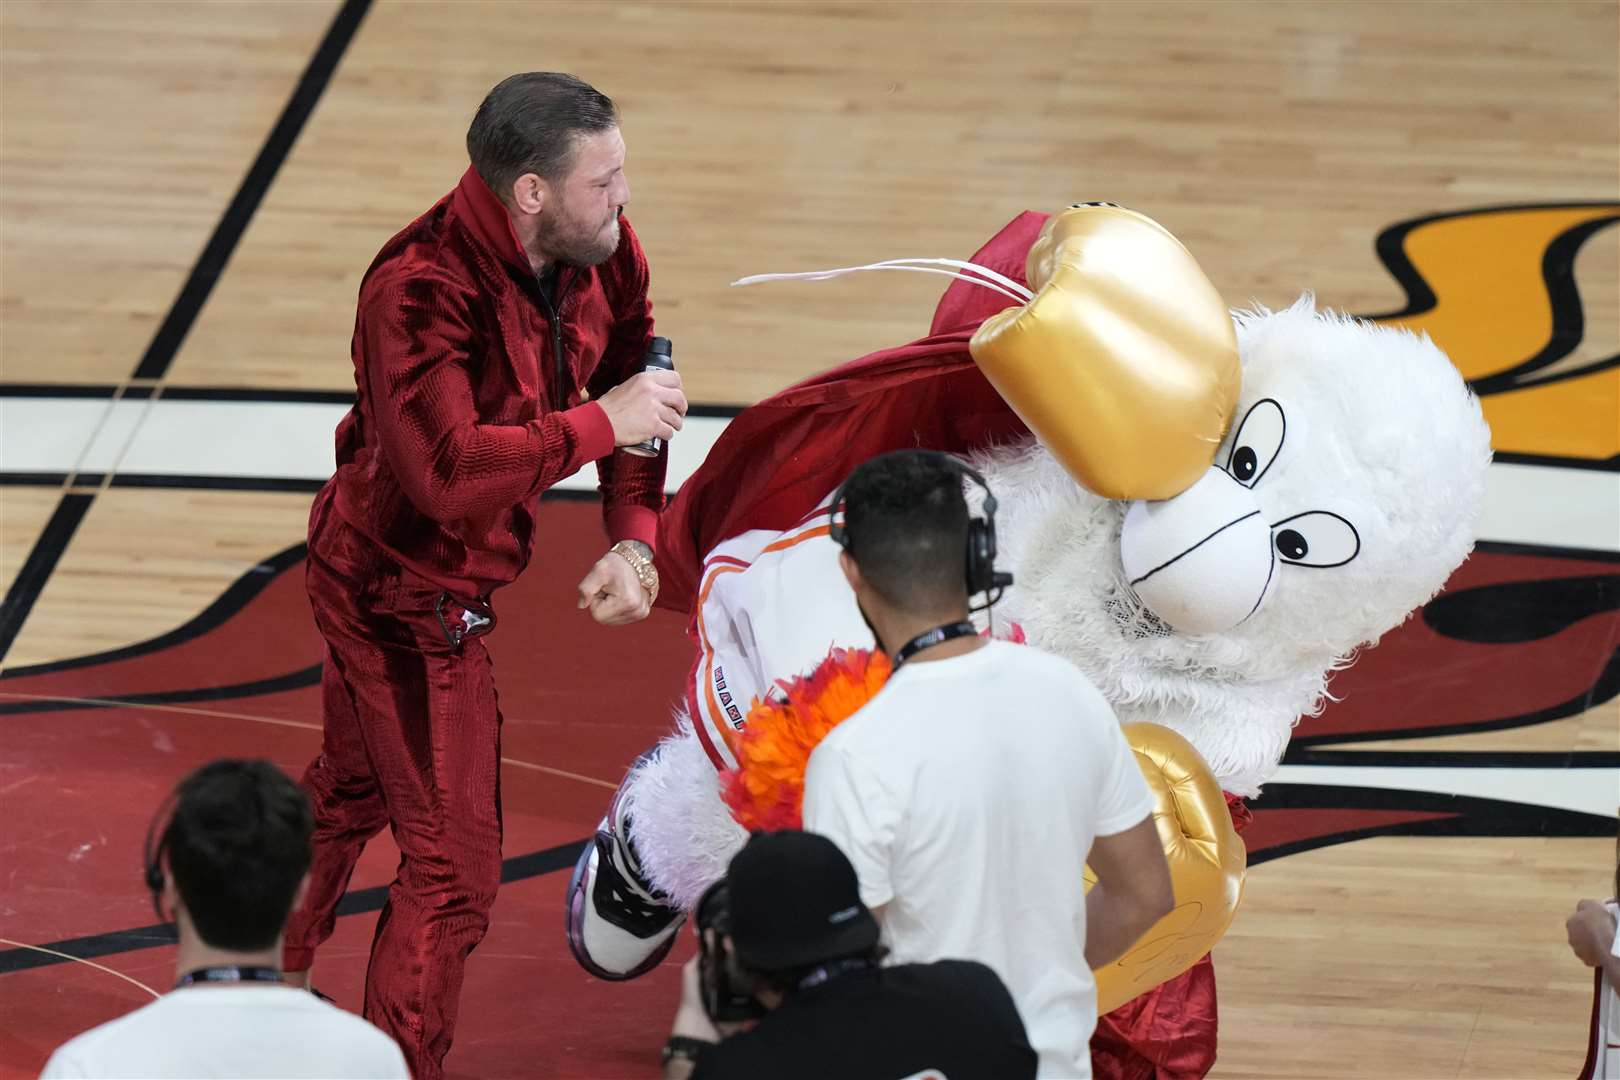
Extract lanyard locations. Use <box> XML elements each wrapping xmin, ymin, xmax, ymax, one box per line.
<box><xmin>891</xmin><ymin>620</ymin><xmax>978</xmax><ymax>669</ymax></box>
<box><xmin>174</xmin><ymin>965</ymin><xmax>284</xmax><ymax>990</ymax></box>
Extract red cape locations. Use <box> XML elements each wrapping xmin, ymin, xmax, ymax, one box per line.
<box><xmin>654</xmin><ymin>211</ymin><xmax>1048</xmax><ymax>612</ymax></box>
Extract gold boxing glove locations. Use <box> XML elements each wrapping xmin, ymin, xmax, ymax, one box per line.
<box><xmin>1086</xmin><ymin>722</ymin><xmax>1247</xmax><ymax>1014</ymax></box>
<box><xmin>970</xmin><ymin>204</ymin><xmax>1241</xmax><ymax>501</ymax></box>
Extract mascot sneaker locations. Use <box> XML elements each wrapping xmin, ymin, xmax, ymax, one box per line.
<box><xmin>565</xmin><ymin>772</ymin><xmax>684</xmax><ymax>980</ymax></box>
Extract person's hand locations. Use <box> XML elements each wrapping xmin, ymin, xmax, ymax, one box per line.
<box><xmin>1566</xmin><ymin>898</ymin><xmax>1618</xmax><ymax>968</ymax></box>
<box><xmin>577</xmin><ymin>548</ymin><xmax>653</xmax><ymax>625</ymax></box>
<box><xmin>598</xmin><ymin>369</ymin><xmax>687</xmax><ymax>447</ymax></box>
<box><xmin>671</xmin><ymin>955</ymin><xmax>722</xmax><ymax>1042</ymax></box>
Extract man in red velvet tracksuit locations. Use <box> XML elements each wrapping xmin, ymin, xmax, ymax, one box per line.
<box><xmin>280</xmin><ymin>73</ymin><xmax>688</xmax><ymax>1079</ymax></box>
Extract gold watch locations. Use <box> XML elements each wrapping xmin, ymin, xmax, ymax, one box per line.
<box><xmin>609</xmin><ymin>541</ymin><xmax>659</xmax><ymax>605</ymax></box>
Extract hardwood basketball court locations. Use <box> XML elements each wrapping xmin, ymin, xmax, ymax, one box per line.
<box><xmin>2</xmin><ymin>2</ymin><xmax>1616</xmax><ymax>1076</ymax></box>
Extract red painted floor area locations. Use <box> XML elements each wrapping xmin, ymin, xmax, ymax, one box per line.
<box><xmin>0</xmin><ymin>498</ymin><xmax>1612</xmax><ymax>1077</ymax></box>
<box><xmin>0</xmin><ymin>500</ymin><xmax>696</xmax><ymax>1079</ymax></box>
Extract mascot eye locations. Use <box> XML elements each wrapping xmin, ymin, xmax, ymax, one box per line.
<box><xmin>1271</xmin><ymin>510</ymin><xmax>1361</xmax><ymax>568</ymax></box>
<box><xmin>1226</xmin><ymin>398</ymin><xmax>1286</xmax><ymax>488</ymax></box>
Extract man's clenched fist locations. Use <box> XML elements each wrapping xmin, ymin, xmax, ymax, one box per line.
<box><xmin>577</xmin><ymin>547</ymin><xmax>653</xmax><ymax>625</ymax></box>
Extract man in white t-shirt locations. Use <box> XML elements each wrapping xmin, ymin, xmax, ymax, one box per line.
<box><xmin>802</xmin><ymin>450</ymin><xmax>1175</xmax><ymax>1080</ymax></box>
<box><xmin>40</xmin><ymin>760</ymin><xmax>408</xmax><ymax>1079</ymax></box>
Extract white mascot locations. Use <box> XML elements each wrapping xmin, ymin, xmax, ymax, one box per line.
<box><xmin>565</xmin><ymin>205</ymin><xmax>1492</xmax><ymax>1077</ymax></box>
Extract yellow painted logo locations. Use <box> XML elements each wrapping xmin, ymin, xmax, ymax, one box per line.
<box><xmin>1366</xmin><ymin>202</ymin><xmax>1619</xmax><ymax>462</ymax></box>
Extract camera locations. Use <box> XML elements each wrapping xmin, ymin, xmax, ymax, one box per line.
<box><xmin>694</xmin><ymin>881</ymin><xmax>768</xmax><ymax>1023</ymax></box>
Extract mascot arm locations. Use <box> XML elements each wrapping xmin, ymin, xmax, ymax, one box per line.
<box><xmin>1086</xmin><ymin>723</ymin><xmax>1247</xmax><ymax>1014</ymax></box>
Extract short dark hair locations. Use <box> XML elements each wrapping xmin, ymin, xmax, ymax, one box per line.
<box><xmin>841</xmin><ymin>451</ymin><xmax>970</xmax><ymax>614</ymax></box>
<box><xmin>161</xmin><ymin>760</ymin><xmax>313</xmax><ymax>951</ymax></box>
<box><xmin>466</xmin><ymin>72</ymin><xmax>618</xmax><ymax>201</ymax></box>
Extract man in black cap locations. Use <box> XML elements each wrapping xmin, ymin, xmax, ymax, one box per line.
<box><xmin>660</xmin><ymin>830</ymin><xmax>1036</xmax><ymax>1080</ymax></box>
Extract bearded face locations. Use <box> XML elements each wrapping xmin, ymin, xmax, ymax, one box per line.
<box><xmin>537</xmin><ymin>126</ymin><xmax>629</xmax><ymax>268</ymax></box>
<box><xmin>537</xmin><ymin>190</ymin><xmax>622</xmax><ymax>268</ymax></box>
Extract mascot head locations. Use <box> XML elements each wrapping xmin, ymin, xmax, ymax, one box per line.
<box><xmin>1122</xmin><ymin>296</ymin><xmax>1492</xmax><ymax>670</ymax></box>
<box><xmin>981</xmin><ymin>296</ymin><xmax>1491</xmax><ymax>794</ymax></box>
<box><xmin>1230</xmin><ymin>300</ymin><xmax>1486</xmax><ymax>651</ymax></box>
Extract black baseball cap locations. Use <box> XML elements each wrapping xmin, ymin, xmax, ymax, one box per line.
<box><xmin>725</xmin><ymin>830</ymin><xmax>881</xmax><ymax>972</ymax></box>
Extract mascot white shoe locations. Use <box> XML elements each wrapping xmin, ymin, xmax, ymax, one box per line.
<box><xmin>566</xmin><ymin>205</ymin><xmax>1491</xmax><ymax>1077</ymax></box>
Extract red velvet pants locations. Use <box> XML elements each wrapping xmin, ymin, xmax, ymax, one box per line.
<box><xmin>284</xmin><ymin>500</ymin><xmax>503</xmax><ymax>1080</ymax></box>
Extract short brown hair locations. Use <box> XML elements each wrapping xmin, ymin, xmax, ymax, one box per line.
<box><xmin>466</xmin><ymin>72</ymin><xmax>618</xmax><ymax>202</ymax></box>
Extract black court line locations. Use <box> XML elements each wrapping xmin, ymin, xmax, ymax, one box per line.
<box><xmin>160</xmin><ymin>387</ymin><xmax>358</xmax><ymax>405</ymax></box>
<box><xmin>0</xmin><ymin>544</ymin><xmax>306</xmax><ymax>680</ymax></box>
<box><xmin>0</xmin><ymin>494</ymin><xmax>95</xmax><ymax>666</ymax></box>
<box><xmin>1474</xmin><ymin>539</ymin><xmax>1620</xmax><ymax>563</ymax></box>
<box><xmin>108</xmin><ymin>474</ymin><xmax>329</xmax><ymax>495</ymax></box>
<box><xmin>1246</xmin><ymin>784</ymin><xmax>1616</xmax><ymax>866</ymax></box>
<box><xmin>0</xmin><ymin>473</ymin><xmax>74</xmax><ymax>487</ymax></box>
<box><xmin>130</xmin><ymin>0</ymin><xmax>373</xmax><ymax>381</ymax></box>
<box><xmin>0</xmin><ymin>838</ymin><xmax>587</xmax><ymax>976</ymax></box>
<box><xmin>0</xmin><ymin>384</ymin><xmax>123</xmax><ymax>398</ymax></box>
<box><xmin>1423</xmin><ymin>572</ymin><xmax>1618</xmax><ymax>644</ymax></box>
<box><xmin>1281</xmin><ymin>748</ymin><xmax>1620</xmax><ymax>769</ymax></box>
<box><xmin>0</xmin><ymin>665</ymin><xmax>323</xmax><ymax>717</ymax></box>
<box><xmin>1488</xmin><ymin>451</ymin><xmax>1620</xmax><ymax>473</ymax></box>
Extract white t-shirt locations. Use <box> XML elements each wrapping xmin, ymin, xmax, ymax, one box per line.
<box><xmin>39</xmin><ymin>985</ymin><xmax>410</xmax><ymax>1079</ymax></box>
<box><xmin>804</xmin><ymin>640</ymin><xmax>1155</xmax><ymax>1080</ymax></box>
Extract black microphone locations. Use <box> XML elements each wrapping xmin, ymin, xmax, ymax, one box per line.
<box><xmin>623</xmin><ymin>336</ymin><xmax>674</xmax><ymax>459</ymax></box>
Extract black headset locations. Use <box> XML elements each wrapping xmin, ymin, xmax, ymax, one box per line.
<box><xmin>827</xmin><ymin>449</ymin><xmax>1013</xmax><ymax>610</ymax></box>
<box><xmin>142</xmin><ymin>789</ymin><xmax>180</xmax><ymax>921</ymax></box>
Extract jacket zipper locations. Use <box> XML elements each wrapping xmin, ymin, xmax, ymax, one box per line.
<box><xmin>535</xmin><ymin>269</ymin><xmax>569</xmax><ymax>408</ymax></box>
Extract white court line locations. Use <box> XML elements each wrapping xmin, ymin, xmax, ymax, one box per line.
<box><xmin>0</xmin><ymin>937</ymin><xmax>161</xmax><ymax>999</ymax></box>
<box><xmin>500</xmin><ymin>757</ymin><xmax>616</xmax><ymax>791</ymax></box>
<box><xmin>2</xmin><ymin>396</ymin><xmax>1614</xmax><ymax>552</ymax></box>
<box><xmin>66</xmin><ymin>394</ymin><xmax>128</xmax><ymax>480</ymax></box>
<box><xmin>0</xmin><ymin>693</ymin><xmax>614</xmax><ymax>791</ymax></box>
<box><xmin>1</xmin><ymin>399</ymin><xmax>118</xmax><ymax>475</ymax></box>
<box><xmin>1270</xmin><ymin>763</ymin><xmax>1620</xmax><ymax>818</ymax></box>
<box><xmin>1479</xmin><ymin>462</ymin><xmax>1619</xmax><ymax>553</ymax></box>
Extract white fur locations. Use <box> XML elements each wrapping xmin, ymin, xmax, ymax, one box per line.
<box><xmin>630</xmin><ymin>295</ymin><xmax>1492</xmax><ymax>903</ymax></box>
<box><xmin>622</xmin><ymin>705</ymin><xmax>747</xmax><ymax>911</ymax></box>
<box><xmin>978</xmin><ymin>295</ymin><xmax>1491</xmax><ymax>795</ymax></box>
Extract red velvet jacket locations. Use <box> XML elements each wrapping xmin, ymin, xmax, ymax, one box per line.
<box><xmin>320</xmin><ymin>166</ymin><xmax>664</xmax><ymax>598</ymax></box>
